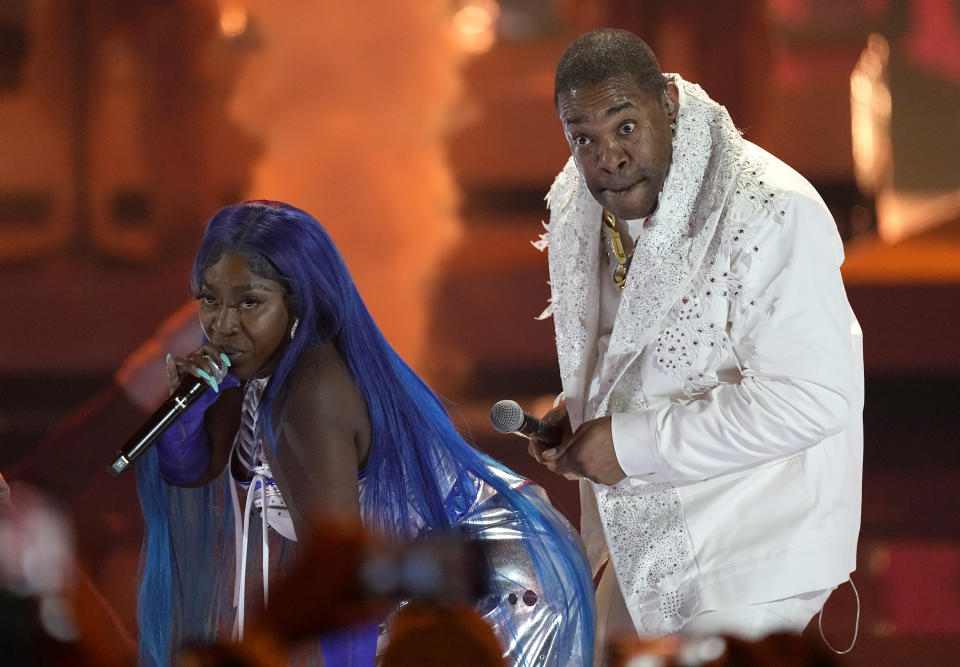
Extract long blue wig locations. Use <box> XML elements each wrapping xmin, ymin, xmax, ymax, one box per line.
<box><xmin>136</xmin><ymin>201</ymin><xmax>595</xmax><ymax>665</ymax></box>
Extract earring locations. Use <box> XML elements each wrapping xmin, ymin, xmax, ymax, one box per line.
<box><xmin>670</xmin><ymin>121</ymin><xmax>677</xmax><ymax>133</ymax></box>
<box><xmin>289</xmin><ymin>317</ymin><xmax>299</xmax><ymax>340</ymax></box>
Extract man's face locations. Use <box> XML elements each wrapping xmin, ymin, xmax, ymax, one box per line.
<box><xmin>557</xmin><ymin>73</ymin><xmax>678</xmax><ymax>220</ymax></box>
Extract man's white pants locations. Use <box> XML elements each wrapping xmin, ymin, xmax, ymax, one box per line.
<box><xmin>594</xmin><ymin>564</ymin><xmax>833</xmax><ymax>665</ymax></box>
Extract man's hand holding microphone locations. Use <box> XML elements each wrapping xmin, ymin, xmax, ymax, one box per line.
<box><xmin>490</xmin><ymin>400</ymin><xmax>626</xmax><ymax>486</ymax></box>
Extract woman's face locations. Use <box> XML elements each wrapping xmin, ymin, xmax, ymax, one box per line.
<box><xmin>198</xmin><ymin>252</ymin><xmax>293</xmax><ymax>380</ymax></box>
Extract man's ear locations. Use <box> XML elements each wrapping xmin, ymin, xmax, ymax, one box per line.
<box><xmin>663</xmin><ymin>82</ymin><xmax>679</xmax><ymax>122</ymax></box>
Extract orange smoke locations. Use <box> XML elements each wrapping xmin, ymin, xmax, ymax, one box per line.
<box><xmin>228</xmin><ymin>1</ymin><xmax>463</xmax><ymax>372</ymax></box>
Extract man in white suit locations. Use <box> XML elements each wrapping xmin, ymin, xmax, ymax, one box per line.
<box><xmin>529</xmin><ymin>28</ymin><xmax>863</xmax><ymax>647</ymax></box>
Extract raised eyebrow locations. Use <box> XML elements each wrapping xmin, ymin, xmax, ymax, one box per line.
<box><xmin>605</xmin><ymin>101</ymin><xmax>635</xmax><ymax>117</ymax></box>
<box><xmin>563</xmin><ymin>100</ymin><xmax>636</xmax><ymax>127</ymax></box>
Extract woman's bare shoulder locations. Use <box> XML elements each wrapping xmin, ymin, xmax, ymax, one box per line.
<box><xmin>270</xmin><ymin>340</ymin><xmax>368</xmax><ymax>532</ymax></box>
<box><xmin>287</xmin><ymin>340</ymin><xmax>357</xmax><ymax>401</ymax></box>
<box><xmin>280</xmin><ymin>340</ymin><xmax>370</xmax><ymax>448</ymax></box>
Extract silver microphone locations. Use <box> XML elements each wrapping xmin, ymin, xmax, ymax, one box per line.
<box><xmin>489</xmin><ymin>399</ymin><xmax>562</xmax><ymax>446</ymax></box>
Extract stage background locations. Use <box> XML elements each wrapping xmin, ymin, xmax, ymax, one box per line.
<box><xmin>2</xmin><ymin>1</ymin><xmax>959</xmax><ymax>663</ymax></box>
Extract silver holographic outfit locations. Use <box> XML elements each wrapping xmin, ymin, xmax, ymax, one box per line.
<box><xmin>231</xmin><ymin>377</ymin><xmax>589</xmax><ymax>665</ymax></box>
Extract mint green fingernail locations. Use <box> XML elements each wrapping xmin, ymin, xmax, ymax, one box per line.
<box><xmin>166</xmin><ymin>353</ymin><xmax>172</xmax><ymax>363</ymax></box>
<box><xmin>196</xmin><ymin>369</ymin><xmax>219</xmax><ymax>392</ymax></box>
<box><xmin>220</xmin><ymin>352</ymin><xmax>231</xmax><ymax>367</ymax></box>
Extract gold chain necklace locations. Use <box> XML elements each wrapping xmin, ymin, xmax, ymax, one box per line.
<box><xmin>601</xmin><ymin>208</ymin><xmax>633</xmax><ymax>290</ymax></box>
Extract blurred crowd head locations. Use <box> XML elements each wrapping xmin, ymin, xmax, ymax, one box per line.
<box><xmin>0</xmin><ymin>476</ymin><xmax>80</xmax><ymax>664</ymax></box>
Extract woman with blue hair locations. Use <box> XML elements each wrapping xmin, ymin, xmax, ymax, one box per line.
<box><xmin>136</xmin><ymin>200</ymin><xmax>595</xmax><ymax>666</ymax></box>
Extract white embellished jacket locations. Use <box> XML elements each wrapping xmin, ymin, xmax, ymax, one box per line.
<box><xmin>539</xmin><ymin>77</ymin><xmax>863</xmax><ymax>635</ymax></box>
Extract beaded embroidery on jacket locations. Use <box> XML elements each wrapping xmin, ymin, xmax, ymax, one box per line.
<box><xmin>537</xmin><ymin>76</ymin><xmax>775</xmax><ymax>635</ymax></box>
<box><xmin>588</xmin><ymin>166</ymin><xmax>790</xmax><ymax>635</ymax></box>
<box><xmin>651</xmin><ymin>157</ymin><xmax>787</xmax><ymax>398</ymax></box>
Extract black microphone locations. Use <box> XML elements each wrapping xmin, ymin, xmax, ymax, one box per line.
<box><xmin>489</xmin><ymin>399</ymin><xmax>563</xmax><ymax>446</ymax></box>
<box><xmin>107</xmin><ymin>362</ymin><xmax>228</xmax><ymax>475</ymax></box>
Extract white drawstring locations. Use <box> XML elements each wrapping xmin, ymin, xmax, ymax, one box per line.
<box><xmin>229</xmin><ymin>377</ymin><xmax>295</xmax><ymax>640</ymax></box>
<box><xmin>259</xmin><ymin>469</ymin><xmax>270</xmax><ymax>608</ymax></box>
<box><xmin>231</xmin><ymin>464</ymin><xmax>272</xmax><ymax>641</ymax></box>
<box><xmin>229</xmin><ymin>479</ymin><xmax>243</xmax><ymax>641</ymax></box>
